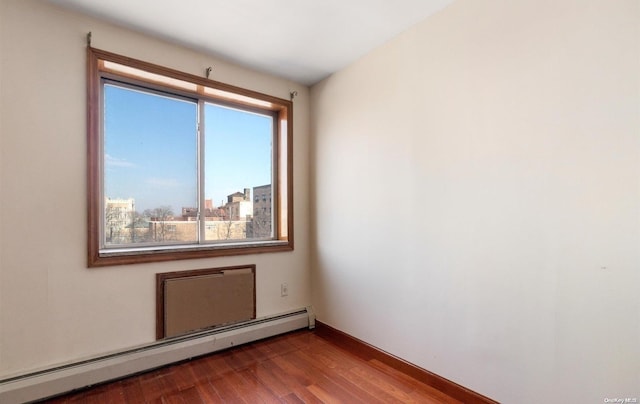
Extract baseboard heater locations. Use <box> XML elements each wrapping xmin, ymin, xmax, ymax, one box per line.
<box><xmin>0</xmin><ymin>308</ymin><xmax>313</xmax><ymax>404</ymax></box>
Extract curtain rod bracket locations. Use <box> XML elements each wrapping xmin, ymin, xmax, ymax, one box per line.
<box><xmin>87</xmin><ymin>32</ymin><xmax>92</xmax><ymax>47</ymax></box>
<box><xmin>290</xmin><ymin>90</ymin><xmax>298</xmax><ymax>101</ymax></box>
<box><xmin>205</xmin><ymin>66</ymin><xmax>213</xmax><ymax>79</ymax></box>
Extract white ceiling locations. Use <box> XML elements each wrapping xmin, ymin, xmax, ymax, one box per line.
<box><xmin>48</xmin><ymin>0</ymin><xmax>453</xmax><ymax>85</ymax></box>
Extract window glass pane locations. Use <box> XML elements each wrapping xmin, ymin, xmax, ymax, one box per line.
<box><xmin>103</xmin><ymin>83</ymin><xmax>198</xmax><ymax>246</ymax></box>
<box><xmin>204</xmin><ymin>103</ymin><xmax>273</xmax><ymax>241</ymax></box>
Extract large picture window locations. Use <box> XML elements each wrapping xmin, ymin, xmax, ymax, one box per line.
<box><xmin>88</xmin><ymin>48</ymin><xmax>293</xmax><ymax>266</ymax></box>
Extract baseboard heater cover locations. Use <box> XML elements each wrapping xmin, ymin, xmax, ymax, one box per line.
<box><xmin>0</xmin><ymin>308</ymin><xmax>311</xmax><ymax>404</ymax></box>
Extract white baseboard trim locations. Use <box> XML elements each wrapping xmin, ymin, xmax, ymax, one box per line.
<box><xmin>0</xmin><ymin>308</ymin><xmax>311</xmax><ymax>404</ymax></box>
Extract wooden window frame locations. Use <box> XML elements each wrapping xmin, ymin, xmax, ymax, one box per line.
<box><xmin>87</xmin><ymin>47</ymin><xmax>293</xmax><ymax>267</ymax></box>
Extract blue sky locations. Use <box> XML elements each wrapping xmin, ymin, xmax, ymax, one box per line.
<box><xmin>204</xmin><ymin>103</ymin><xmax>272</xmax><ymax>207</ymax></box>
<box><xmin>104</xmin><ymin>83</ymin><xmax>272</xmax><ymax>214</ymax></box>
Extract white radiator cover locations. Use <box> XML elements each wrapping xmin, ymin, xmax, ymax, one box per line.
<box><xmin>0</xmin><ymin>308</ymin><xmax>312</xmax><ymax>404</ymax></box>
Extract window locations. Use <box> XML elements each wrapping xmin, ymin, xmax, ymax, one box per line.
<box><xmin>88</xmin><ymin>48</ymin><xmax>293</xmax><ymax>267</ymax></box>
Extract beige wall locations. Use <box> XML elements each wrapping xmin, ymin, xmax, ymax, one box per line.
<box><xmin>0</xmin><ymin>0</ymin><xmax>310</xmax><ymax>377</ymax></box>
<box><xmin>0</xmin><ymin>0</ymin><xmax>4</xmax><ymax>376</ymax></box>
<box><xmin>2</xmin><ymin>0</ymin><xmax>639</xmax><ymax>401</ymax></box>
<box><xmin>311</xmin><ymin>0</ymin><xmax>639</xmax><ymax>402</ymax></box>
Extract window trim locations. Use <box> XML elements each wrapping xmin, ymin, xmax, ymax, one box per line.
<box><xmin>87</xmin><ymin>47</ymin><xmax>293</xmax><ymax>267</ymax></box>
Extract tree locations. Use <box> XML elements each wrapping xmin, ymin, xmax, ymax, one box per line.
<box><xmin>248</xmin><ymin>207</ymin><xmax>271</xmax><ymax>239</ymax></box>
<box><xmin>222</xmin><ymin>206</ymin><xmax>234</xmax><ymax>240</ymax></box>
<box><xmin>105</xmin><ymin>205</ymin><xmax>122</xmax><ymax>243</ymax></box>
<box><xmin>146</xmin><ymin>206</ymin><xmax>174</xmax><ymax>242</ymax></box>
<box><xmin>127</xmin><ymin>210</ymin><xmax>148</xmax><ymax>243</ymax></box>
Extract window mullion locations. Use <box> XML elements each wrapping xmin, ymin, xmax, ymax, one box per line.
<box><xmin>197</xmin><ymin>99</ymin><xmax>206</xmax><ymax>244</ymax></box>
<box><xmin>88</xmin><ymin>48</ymin><xmax>293</xmax><ymax>267</ymax></box>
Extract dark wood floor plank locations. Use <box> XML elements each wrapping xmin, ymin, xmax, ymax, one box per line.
<box><xmin>258</xmin><ymin>357</ymin><xmax>313</xmax><ymax>397</ymax></box>
<box><xmin>306</xmin><ymin>339</ymin><xmax>371</xmax><ymax>371</ymax></box>
<box><xmin>409</xmin><ymin>389</ymin><xmax>454</xmax><ymax>404</ymax></box>
<box><xmin>349</xmin><ymin>364</ymin><xmax>418</xmax><ymax>402</ymax></box>
<box><xmin>139</xmin><ymin>369</ymin><xmax>178</xmax><ymax>403</ymax></box>
<box><xmin>304</xmin><ymin>348</ymin><xmax>339</xmax><ymax>370</ymax></box>
<box><xmin>285</xmin><ymin>330</ymin><xmax>325</xmax><ymax>350</ymax></box>
<box><xmin>305</xmin><ymin>383</ymin><xmax>342</xmax><ymax>404</ymax></box>
<box><xmin>42</xmin><ymin>329</ymin><xmax>464</xmax><ymax>404</ymax></box>
<box><xmin>330</xmin><ymin>363</ymin><xmax>407</xmax><ymax>404</ymax></box>
<box><xmin>246</xmin><ymin>363</ymin><xmax>292</xmax><ymax>398</ymax></box>
<box><xmin>369</xmin><ymin>358</ymin><xmax>464</xmax><ymax>404</ymax></box>
<box><xmin>198</xmin><ymin>350</ymin><xmax>236</xmax><ymax>380</ymax></box>
<box><xmin>208</xmin><ymin>374</ymin><xmax>246</xmax><ymax>403</ymax></box>
<box><xmin>281</xmin><ymin>350</ymin><xmax>366</xmax><ymax>403</ymax></box>
<box><xmin>269</xmin><ymin>353</ymin><xmax>314</xmax><ymax>387</ymax></box>
<box><xmin>289</xmin><ymin>387</ymin><xmax>325</xmax><ymax>404</ymax></box>
<box><xmin>315</xmin><ymin>321</ymin><xmax>497</xmax><ymax>404</ymax></box>
<box><xmin>240</xmin><ymin>340</ymin><xmax>275</xmax><ymax>363</ymax></box>
<box><xmin>280</xmin><ymin>392</ymin><xmax>305</xmax><ymax>404</ymax></box>
<box><xmin>193</xmin><ymin>379</ymin><xmax>224</xmax><ymax>402</ymax></box>
<box><xmin>222</xmin><ymin>368</ymin><xmax>272</xmax><ymax>403</ymax></box>
<box><xmin>160</xmin><ymin>385</ymin><xmax>204</xmax><ymax>404</ymax></box>
<box><xmin>121</xmin><ymin>378</ymin><xmax>146</xmax><ymax>403</ymax></box>
<box><xmin>165</xmin><ymin>362</ymin><xmax>197</xmax><ymax>392</ymax></box>
<box><xmin>258</xmin><ymin>334</ymin><xmax>300</xmax><ymax>357</ymax></box>
<box><xmin>224</xmin><ymin>345</ymin><xmax>261</xmax><ymax>372</ymax></box>
<box><xmin>186</xmin><ymin>357</ymin><xmax>217</xmax><ymax>384</ymax></box>
<box><xmin>236</xmin><ymin>368</ymin><xmax>284</xmax><ymax>404</ymax></box>
<box><xmin>291</xmin><ymin>348</ymin><xmax>387</xmax><ymax>404</ymax></box>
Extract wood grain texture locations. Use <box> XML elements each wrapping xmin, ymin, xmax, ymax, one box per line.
<box><xmin>86</xmin><ymin>46</ymin><xmax>294</xmax><ymax>268</ymax></box>
<box><xmin>314</xmin><ymin>321</ymin><xmax>498</xmax><ymax>404</ymax></box>
<box><xmin>41</xmin><ymin>329</ymin><xmax>466</xmax><ymax>403</ymax></box>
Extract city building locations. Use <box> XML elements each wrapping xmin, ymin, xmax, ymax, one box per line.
<box><xmin>224</xmin><ymin>188</ymin><xmax>253</xmax><ymax>221</ymax></box>
<box><xmin>250</xmin><ymin>184</ymin><xmax>272</xmax><ymax>238</ymax></box>
<box><xmin>1</xmin><ymin>2</ymin><xmax>637</xmax><ymax>404</ymax></box>
<box><xmin>104</xmin><ymin>197</ymin><xmax>134</xmax><ymax>244</ymax></box>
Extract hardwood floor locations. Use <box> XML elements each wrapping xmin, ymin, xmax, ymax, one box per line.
<box><xmin>43</xmin><ymin>330</ymin><xmax>462</xmax><ymax>403</ymax></box>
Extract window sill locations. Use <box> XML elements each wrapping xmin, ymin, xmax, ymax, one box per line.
<box><xmin>90</xmin><ymin>240</ymin><xmax>293</xmax><ymax>267</ymax></box>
